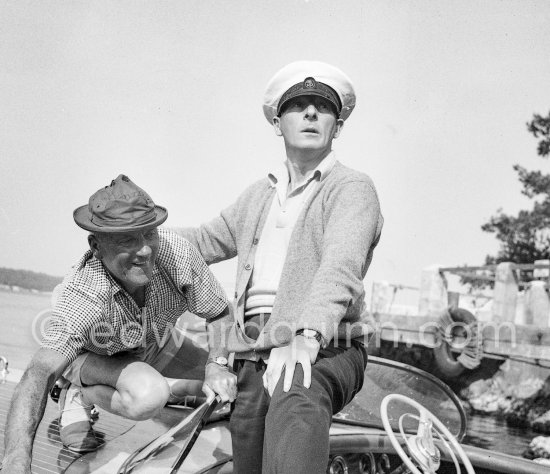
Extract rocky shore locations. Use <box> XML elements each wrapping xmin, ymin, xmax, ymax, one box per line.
<box><xmin>460</xmin><ymin>362</ymin><xmax>550</xmax><ymax>462</ymax></box>
<box><xmin>374</xmin><ymin>341</ymin><xmax>550</xmax><ymax>462</ymax></box>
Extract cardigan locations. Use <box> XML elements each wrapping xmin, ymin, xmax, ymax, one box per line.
<box><xmin>175</xmin><ymin>160</ymin><xmax>383</xmax><ymax>359</ymax></box>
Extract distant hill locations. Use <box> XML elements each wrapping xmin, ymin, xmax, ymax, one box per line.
<box><xmin>0</xmin><ymin>267</ymin><xmax>62</xmax><ymax>292</ymax></box>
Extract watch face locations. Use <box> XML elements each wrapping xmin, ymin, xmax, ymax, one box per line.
<box><xmin>216</xmin><ymin>356</ymin><xmax>228</xmax><ymax>366</ymax></box>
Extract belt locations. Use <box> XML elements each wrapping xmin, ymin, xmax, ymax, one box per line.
<box><xmin>243</xmin><ymin>312</ymin><xmax>271</xmax><ymax>340</ymax></box>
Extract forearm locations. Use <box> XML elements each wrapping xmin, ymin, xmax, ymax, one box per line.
<box><xmin>3</xmin><ymin>348</ymin><xmax>68</xmax><ymax>472</ymax></box>
<box><xmin>3</xmin><ymin>366</ymin><xmax>57</xmax><ymax>470</ymax></box>
<box><xmin>205</xmin><ymin>305</ymin><xmax>233</xmax><ymax>360</ymax></box>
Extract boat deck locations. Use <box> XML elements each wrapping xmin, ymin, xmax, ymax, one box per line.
<box><xmin>0</xmin><ymin>380</ymin><xmax>135</xmax><ymax>473</ymax></box>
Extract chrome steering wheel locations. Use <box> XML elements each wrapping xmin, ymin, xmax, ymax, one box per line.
<box><xmin>381</xmin><ymin>394</ymin><xmax>475</xmax><ymax>474</ymax></box>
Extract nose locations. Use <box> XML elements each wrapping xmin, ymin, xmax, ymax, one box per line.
<box><xmin>136</xmin><ymin>243</ymin><xmax>152</xmax><ymax>258</ymax></box>
<box><xmin>304</xmin><ymin>104</ymin><xmax>318</xmax><ymax>119</ymax></box>
<box><xmin>136</xmin><ymin>235</ymin><xmax>153</xmax><ymax>258</ymax></box>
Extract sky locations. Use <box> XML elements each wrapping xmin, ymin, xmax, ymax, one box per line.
<box><xmin>1</xmin><ymin>0</ymin><xmax>550</xmax><ymax>300</ymax></box>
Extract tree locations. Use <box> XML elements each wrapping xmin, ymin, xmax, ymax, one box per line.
<box><xmin>0</xmin><ymin>267</ymin><xmax>62</xmax><ymax>292</ymax></box>
<box><xmin>481</xmin><ymin>111</ymin><xmax>550</xmax><ymax>270</ymax></box>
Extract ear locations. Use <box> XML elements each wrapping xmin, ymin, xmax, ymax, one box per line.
<box><xmin>272</xmin><ymin>116</ymin><xmax>283</xmax><ymax>137</ymax></box>
<box><xmin>332</xmin><ymin>119</ymin><xmax>344</xmax><ymax>139</ymax></box>
<box><xmin>88</xmin><ymin>234</ymin><xmax>102</xmax><ymax>259</ymax></box>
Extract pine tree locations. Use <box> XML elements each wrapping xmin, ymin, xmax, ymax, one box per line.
<box><xmin>482</xmin><ymin>112</ymin><xmax>550</xmax><ymax>270</ymax></box>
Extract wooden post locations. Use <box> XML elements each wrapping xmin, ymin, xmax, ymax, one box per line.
<box><xmin>418</xmin><ymin>265</ymin><xmax>447</xmax><ymax>316</ymax></box>
<box><xmin>492</xmin><ymin>262</ymin><xmax>518</xmax><ymax>323</ymax></box>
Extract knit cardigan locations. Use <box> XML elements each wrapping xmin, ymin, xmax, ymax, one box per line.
<box><xmin>175</xmin><ymin>161</ymin><xmax>383</xmax><ymax>358</ymax></box>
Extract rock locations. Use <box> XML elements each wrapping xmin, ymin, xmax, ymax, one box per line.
<box><xmin>459</xmin><ymin>398</ymin><xmax>471</xmax><ymax>413</ymax></box>
<box><xmin>502</xmin><ymin>376</ymin><xmax>550</xmax><ymax>432</ymax></box>
<box><xmin>533</xmin><ymin>410</ymin><xmax>550</xmax><ymax>433</ymax></box>
<box><xmin>470</xmin><ymin>392</ymin><xmax>503</xmax><ymax>414</ymax></box>
<box><xmin>498</xmin><ymin>397</ymin><xmax>513</xmax><ymax>413</ymax></box>
<box><xmin>526</xmin><ymin>436</ymin><xmax>550</xmax><ymax>459</ymax></box>
<box><xmin>506</xmin><ymin>396</ymin><xmax>550</xmax><ymax>432</ymax></box>
<box><xmin>504</xmin><ymin>398</ymin><xmax>542</xmax><ymax>428</ymax></box>
<box><xmin>491</xmin><ymin>374</ymin><xmax>508</xmax><ymax>393</ymax></box>
<box><xmin>541</xmin><ymin>376</ymin><xmax>550</xmax><ymax>398</ymax></box>
<box><xmin>461</xmin><ymin>379</ymin><xmax>491</xmax><ymax>399</ymax></box>
<box><xmin>458</xmin><ymin>368</ymin><xmax>550</xmax><ymax>433</ymax></box>
<box><xmin>467</xmin><ymin>377</ymin><xmax>510</xmax><ymax>415</ymax></box>
<box><xmin>506</xmin><ymin>377</ymin><xmax>544</xmax><ymax>399</ymax></box>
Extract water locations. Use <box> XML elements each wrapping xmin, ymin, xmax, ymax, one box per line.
<box><xmin>464</xmin><ymin>412</ymin><xmax>539</xmax><ymax>457</ymax></box>
<box><xmin>0</xmin><ymin>289</ymin><xmax>49</xmax><ymax>369</ymax></box>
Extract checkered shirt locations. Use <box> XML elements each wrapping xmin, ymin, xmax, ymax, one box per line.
<box><xmin>41</xmin><ymin>228</ymin><xmax>228</xmax><ymax>363</ymax></box>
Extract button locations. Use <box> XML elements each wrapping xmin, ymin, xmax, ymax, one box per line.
<box><xmin>253</xmin><ymin>238</ymin><xmax>259</xmax><ymax>245</ymax></box>
<box><xmin>234</xmin><ymin>292</ymin><xmax>238</xmax><ymax>298</ymax></box>
<box><xmin>245</xmin><ymin>264</ymin><xmax>251</xmax><ymax>270</ymax></box>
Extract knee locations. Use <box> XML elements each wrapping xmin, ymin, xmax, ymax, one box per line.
<box><xmin>264</xmin><ymin>389</ymin><xmax>331</xmax><ymax>469</ymax></box>
<box><xmin>268</xmin><ymin>383</ymin><xmax>331</xmax><ymax>427</ymax></box>
<box><xmin>119</xmin><ymin>376</ymin><xmax>170</xmax><ymax>420</ymax></box>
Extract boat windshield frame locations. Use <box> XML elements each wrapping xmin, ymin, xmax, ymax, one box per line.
<box><xmin>333</xmin><ymin>355</ymin><xmax>467</xmax><ymax>441</ymax></box>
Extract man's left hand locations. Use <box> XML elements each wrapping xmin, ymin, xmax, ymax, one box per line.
<box><xmin>263</xmin><ymin>335</ymin><xmax>320</xmax><ymax>396</ymax></box>
<box><xmin>203</xmin><ymin>363</ymin><xmax>237</xmax><ymax>403</ymax></box>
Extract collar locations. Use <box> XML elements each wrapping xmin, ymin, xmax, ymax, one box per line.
<box><xmin>267</xmin><ymin>151</ymin><xmax>337</xmax><ymax>189</ymax></box>
<box><xmin>75</xmin><ymin>250</ymin><xmax>123</xmax><ymax>296</ymax></box>
<box><xmin>314</xmin><ymin>150</ymin><xmax>337</xmax><ymax>182</ymax></box>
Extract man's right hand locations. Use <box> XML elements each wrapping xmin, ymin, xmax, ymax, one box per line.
<box><xmin>202</xmin><ymin>362</ymin><xmax>237</xmax><ymax>403</ymax></box>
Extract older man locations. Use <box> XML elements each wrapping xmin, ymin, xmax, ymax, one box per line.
<box><xmin>176</xmin><ymin>61</ymin><xmax>383</xmax><ymax>473</ymax></box>
<box><xmin>2</xmin><ymin>175</ymin><xmax>236</xmax><ymax>474</ymax></box>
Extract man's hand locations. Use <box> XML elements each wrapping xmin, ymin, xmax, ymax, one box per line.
<box><xmin>203</xmin><ymin>363</ymin><xmax>237</xmax><ymax>403</ymax></box>
<box><xmin>263</xmin><ymin>335</ymin><xmax>320</xmax><ymax>396</ymax></box>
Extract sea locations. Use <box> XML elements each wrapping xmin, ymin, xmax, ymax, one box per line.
<box><xmin>0</xmin><ymin>289</ymin><xmax>539</xmax><ymax>458</ymax></box>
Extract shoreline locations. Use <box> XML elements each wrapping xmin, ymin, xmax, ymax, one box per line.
<box><xmin>0</xmin><ymin>286</ymin><xmax>53</xmax><ymax>296</ymax></box>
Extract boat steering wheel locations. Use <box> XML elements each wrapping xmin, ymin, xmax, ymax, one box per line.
<box><xmin>380</xmin><ymin>394</ymin><xmax>475</xmax><ymax>474</ymax></box>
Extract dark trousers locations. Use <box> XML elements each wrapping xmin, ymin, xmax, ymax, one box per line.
<box><xmin>229</xmin><ymin>340</ymin><xmax>367</xmax><ymax>474</ymax></box>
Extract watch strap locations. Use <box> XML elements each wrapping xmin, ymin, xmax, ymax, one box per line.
<box><xmin>206</xmin><ymin>356</ymin><xmax>229</xmax><ymax>368</ymax></box>
<box><xmin>296</xmin><ymin>329</ymin><xmax>326</xmax><ymax>348</ymax></box>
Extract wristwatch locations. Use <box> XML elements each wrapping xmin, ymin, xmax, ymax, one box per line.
<box><xmin>207</xmin><ymin>356</ymin><xmax>229</xmax><ymax>368</ymax></box>
<box><xmin>296</xmin><ymin>329</ymin><xmax>325</xmax><ymax>347</ymax></box>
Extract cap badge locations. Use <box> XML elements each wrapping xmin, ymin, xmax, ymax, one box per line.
<box><xmin>304</xmin><ymin>77</ymin><xmax>316</xmax><ymax>89</ymax></box>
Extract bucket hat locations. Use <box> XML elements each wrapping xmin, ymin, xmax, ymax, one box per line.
<box><xmin>73</xmin><ymin>174</ymin><xmax>168</xmax><ymax>233</ymax></box>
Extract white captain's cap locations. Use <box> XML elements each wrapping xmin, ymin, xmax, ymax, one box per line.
<box><xmin>263</xmin><ymin>60</ymin><xmax>356</xmax><ymax>124</ymax></box>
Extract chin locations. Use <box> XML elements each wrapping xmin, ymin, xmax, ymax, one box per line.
<box><xmin>126</xmin><ymin>268</ymin><xmax>152</xmax><ymax>286</ymax></box>
<box><xmin>132</xmin><ymin>276</ymin><xmax>151</xmax><ymax>286</ymax></box>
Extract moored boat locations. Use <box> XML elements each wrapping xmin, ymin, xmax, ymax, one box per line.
<box><xmin>1</xmin><ymin>356</ymin><xmax>548</xmax><ymax>473</ymax></box>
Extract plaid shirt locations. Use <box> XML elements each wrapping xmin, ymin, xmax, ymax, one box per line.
<box><xmin>41</xmin><ymin>228</ymin><xmax>228</xmax><ymax>363</ymax></box>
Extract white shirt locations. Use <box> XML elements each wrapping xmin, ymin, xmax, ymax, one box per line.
<box><xmin>245</xmin><ymin>152</ymin><xmax>337</xmax><ymax>315</ymax></box>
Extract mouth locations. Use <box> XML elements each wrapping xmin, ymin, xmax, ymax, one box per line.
<box><xmin>132</xmin><ymin>260</ymin><xmax>150</xmax><ymax>268</ymax></box>
<box><xmin>301</xmin><ymin>127</ymin><xmax>319</xmax><ymax>134</ymax></box>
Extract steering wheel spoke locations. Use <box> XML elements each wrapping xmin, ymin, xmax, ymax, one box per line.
<box><xmin>381</xmin><ymin>394</ymin><xmax>475</xmax><ymax>474</ymax></box>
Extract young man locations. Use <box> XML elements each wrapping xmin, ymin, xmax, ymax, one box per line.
<box><xmin>176</xmin><ymin>61</ymin><xmax>383</xmax><ymax>473</ymax></box>
<box><xmin>2</xmin><ymin>175</ymin><xmax>236</xmax><ymax>474</ymax></box>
